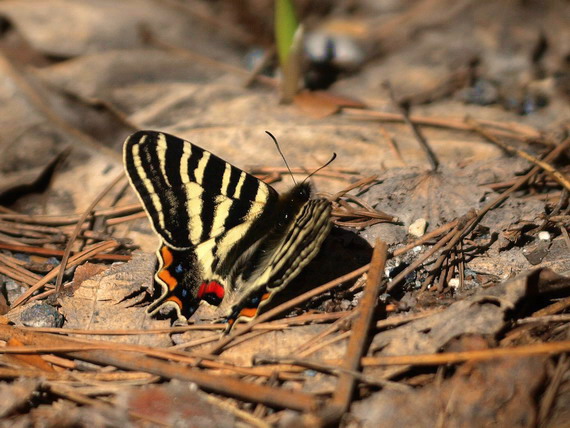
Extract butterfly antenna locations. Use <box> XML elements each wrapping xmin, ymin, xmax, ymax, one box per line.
<box><xmin>265</xmin><ymin>131</ymin><xmax>297</xmax><ymax>185</ymax></box>
<box><xmin>303</xmin><ymin>153</ymin><xmax>337</xmax><ymax>184</ymax></box>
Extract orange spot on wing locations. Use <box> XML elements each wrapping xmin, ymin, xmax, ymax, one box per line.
<box><xmin>160</xmin><ymin>246</ymin><xmax>173</xmax><ymax>267</ymax></box>
<box><xmin>238</xmin><ymin>307</ymin><xmax>258</xmax><ymax>319</ymax></box>
<box><xmin>158</xmin><ymin>268</ymin><xmax>178</xmax><ymax>291</ymax></box>
<box><xmin>157</xmin><ymin>246</ymin><xmax>178</xmax><ymax>290</ymax></box>
<box><xmin>165</xmin><ymin>295</ymin><xmax>183</xmax><ymax>309</ymax></box>
<box><xmin>261</xmin><ymin>293</ymin><xmax>270</xmax><ymax>301</ymax></box>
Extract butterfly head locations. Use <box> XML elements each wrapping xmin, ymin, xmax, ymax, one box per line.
<box><xmin>276</xmin><ymin>182</ymin><xmax>312</xmax><ymax>227</ymax></box>
<box><xmin>285</xmin><ymin>181</ymin><xmax>312</xmax><ymax>204</ymax></box>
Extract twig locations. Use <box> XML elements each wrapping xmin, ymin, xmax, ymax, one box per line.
<box><xmin>360</xmin><ymin>340</ymin><xmax>570</xmax><ymax>366</ymax></box>
<box><xmin>342</xmin><ymin>108</ymin><xmax>542</xmax><ymax>142</ymax></box>
<box><xmin>458</xmin><ymin>241</ymin><xmax>465</xmax><ymax>290</ymax></box>
<box><xmin>318</xmin><ymin>240</ymin><xmax>388</xmax><ymax>425</ymax></box>
<box><xmin>388</xmin><ymin>221</ymin><xmax>462</xmax><ymax>293</ymax></box>
<box><xmin>207</xmin><ymin>264</ymin><xmax>371</xmax><ymax>355</ymax></box>
<box><xmin>204</xmin><ymin>394</ymin><xmax>271</xmax><ymax>428</ymax></box>
<box><xmin>384</xmin><ymin>81</ymin><xmax>439</xmax><ymax>171</ymax></box>
<box><xmin>413</xmin><ymin>137</ymin><xmax>570</xmax><ymax>292</ymax></box>
<box><xmin>298</xmin><ymin>330</ymin><xmax>350</xmax><ymax>358</ymax></box>
<box><xmin>23</xmin><ymin>311</ymin><xmax>349</xmax><ymax>336</ymax></box>
<box><xmin>467</xmin><ymin>117</ymin><xmax>570</xmax><ymax>191</ymax></box>
<box><xmin>328</xmin><ymin>175</ymin><xmax>379</xmax><ymax>201</ymax></box>
<box><xmin>0</xmin><ymin>242</ymin><xmax>130</xmax><ymax>262</ymax></box>
<box><xmin>538</xmin><ymin>354</ymin><xmax>568</xmax><ymax>425</ymax></box>
<box><xmin>0</xmin><ymin>324</ymin><xmax>318</xmax><ymax>412</ymax></box>
<box><xmin>559</xmin><ymin>226</ymin><xmax>570</xmax><ymax>252</ymax></box>
<box><xmin>0</xmin><ymin>203</ymin><xmax>142</xmax><ymax>225</ymax></box>
<box><xmin>255</xmin><ymin>355</ymin><xmax>404</xmax><ymax>390</ymax></box>
<box><xmin>419</xmin><ymin>214</ymin><xmax>476</xmax><ymax>292</ymax></box>
<box><xmin>392</xmin><ymin>220</ymin><xmax>459</xmax><ymax>257</ymax></box>
<box><xmin>54</xmin><ymin>174</ymin><xmax>124</xmax><ymax>293</ymax></box>
<box><xmin>11</xmin><ymin>240</ymin><xmax>120</xmax><ymax>308</ymax></box>
<box><xmin>294</xmin><ymin>311</ymin><xmax>357</xmax><ymax>354</ymax></box>
<box><xmin>378</xmin><ymin>124</ymin><xmax>405</xmax><ymax>166</ymax></box>
<box><xmin>0</xmin><ymin>264</ymin><xmax>40</xmax><ymax>288</ymax></box>
<box><xmin>516</xmin><ymin>314</ymin><xmax>570</xmax><ymax>324</ymax></box>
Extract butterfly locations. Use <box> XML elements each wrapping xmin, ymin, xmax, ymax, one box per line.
<box><xmin>123</xmin><ymin>131</ymin><xmax>332</xmax><ymax>331</ymax></box>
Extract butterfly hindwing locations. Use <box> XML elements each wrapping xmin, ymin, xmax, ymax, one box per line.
<box><xmin>226</xmin><ymin>198</ymin><xmax>332</xmax><ymax>329</ymax></box>
<box><xmin>147</xmin><ymin>244</ymin><xmax>203</xmax><ymax>320</ymax></box>
<box><xmin>123</xmin><ymin>130</ymin><xmax>332</xmax><ymax>329</ymax></box>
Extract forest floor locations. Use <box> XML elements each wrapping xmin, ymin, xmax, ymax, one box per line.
<box><xmin>0</xmin><ymin>1</ymin><xmax>569</xmax><ymax>427</ymax></box>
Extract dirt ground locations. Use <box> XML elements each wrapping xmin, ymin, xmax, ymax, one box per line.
<box><xmin>0</xmin><ymin>1</ymin><xmax>569</xmax><ymax>427</ymax></box>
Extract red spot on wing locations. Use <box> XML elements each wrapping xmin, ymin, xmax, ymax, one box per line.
<box><xmin>197</xmin><ymin>281</ymin><xmax>225</xmax><ymax>300</ymax></box>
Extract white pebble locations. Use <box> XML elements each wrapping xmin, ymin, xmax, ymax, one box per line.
<box><xmin>448</xmin><ymin>278</ymin><xmax>460</xmax><ymax>288</ymax></box>
<box><xmin>408</xmin><ymin>218</ymin><xmax>427</xmax><ymax>237</ymax></box>
<box><xmin>538</xmin><ymin>231</ymin><xmax>550</xmax><ymax>241</ymax></box>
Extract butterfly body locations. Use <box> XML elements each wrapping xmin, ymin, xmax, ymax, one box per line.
<box><xmin>124</xmin><ymin>131</ymin><xmax>331</xmax><ymax>329</ymax></box>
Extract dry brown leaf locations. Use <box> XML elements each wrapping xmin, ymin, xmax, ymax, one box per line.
<box><xmin>58</xmin><ymin>252</ymin><xmax>172</xmax><ymax>346</ymax></box>
<box><xmin>120</xmin><ymin>380</ymin><xmax>235</xmax><ymax>427</ymax></box>
<box><xmin>294</xmin><ymin>90</ymin><xmax>366</xmax><ymax>119</ymax></box>
<box><xmin>353</xmin><ymin>356</ymin><xmax>546</xmax><ymax>427</ymax></box>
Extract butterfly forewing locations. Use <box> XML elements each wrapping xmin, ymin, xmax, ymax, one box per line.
<box><xmin>124</xmin><ymin>131</ymin><xmax>278</xmax><ymax>250</ymax></box>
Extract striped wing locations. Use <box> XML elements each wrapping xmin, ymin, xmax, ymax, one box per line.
<box><xmin>225</xmin><ymin>198</ymin><xmax>332</xmax><ymax>329</ymax></box>
<box><xmin>124</xmin><ymin>131</ymin><xmax>278</xmax><ymax>257</ymax></box>
<box><xmin>123</xmin><ymin>130</ymin><xmax>333</xmax><ymax>329</ymax></box>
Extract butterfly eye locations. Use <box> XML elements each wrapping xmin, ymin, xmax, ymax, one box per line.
<box><xmin>174</xmin><ymin>264</ymin><xmax>184</xmax><ymax>274</ymax></box>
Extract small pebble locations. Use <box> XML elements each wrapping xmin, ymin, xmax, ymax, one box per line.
<box><xmin>408</xmin><ymin>218</ymin><xmax>427</xmax><ymax>237</ymax></box>
<box><xmin>448</xmin><ymin>278</ymin><xmax>460</xmax><ymax>289</ymax></box>
<box><xmin>538</xmin><ymin>231</ymin><xmax>550</xmax><ymax>241</ymax></box>
<box><xmin>20</xmin><ymin>303</ymin><xmax>64</xmax><ymax>328</ymax></box>
<box><xmin>4</xmin><ymin>278</ymin><xmax>27</xmax><ymax>304</ymax></box>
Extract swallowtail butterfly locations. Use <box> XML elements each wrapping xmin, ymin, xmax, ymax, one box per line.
<box><xmin>124</xmin><ymin>131</ymin><xmax>332</xmax><ymax>330</ymax></box>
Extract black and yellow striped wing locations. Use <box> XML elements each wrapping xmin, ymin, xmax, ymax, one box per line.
<box><xmin>226</xmin><ymin>197</ymin><xmax>331</xmax><ymax>329</ymax></box>
<box><xmin>123</xmin><ymin>130</ymin><xmax>331</xmax><ymax>329</ymax></box>
<box><xmin>124</xmin><ymin>131</ymin><xmax>278</xmax><ymax>252</ymax></box>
